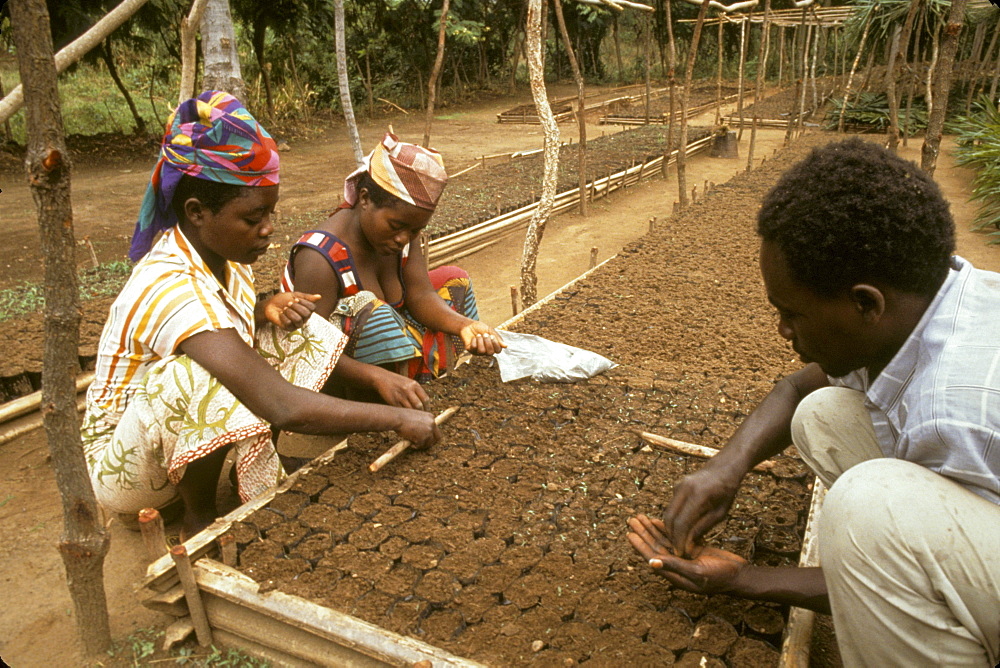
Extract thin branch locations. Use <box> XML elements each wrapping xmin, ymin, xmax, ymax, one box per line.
<box><xmin>679</xmin><ymin>0</ymin><xmax>758</xmax><ymax>13</ymax></box>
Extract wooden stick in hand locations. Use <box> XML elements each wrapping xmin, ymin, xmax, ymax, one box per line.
<box><xmin>369</xmin><ymin>406</ymin><xmax>459</xmax><ymax>473</ymax></box>
<box><xmin>637</xmin><ymin>430</ymin><xmax>775</xmax><ymax>472</ymax></box>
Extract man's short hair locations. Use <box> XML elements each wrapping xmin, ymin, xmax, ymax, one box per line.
<box><xmin>757</xmin><ymin>138</ymin><xmax>955</xmax><ymax>297</ymax></box>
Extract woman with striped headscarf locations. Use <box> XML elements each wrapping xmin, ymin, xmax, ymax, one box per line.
<box><xmin>83</xmin><ymin>93</ymin><xmax>440</xmax><ymax>540</ymax></box>
<box><xmin>282</xmin><ymin>132</ymin><xmax>505</xmax><ymax>408</ymax></box>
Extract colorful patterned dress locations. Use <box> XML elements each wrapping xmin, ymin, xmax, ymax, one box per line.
<box><xmin>82</xmin><ymin>226</ymin><xmax>345</xmax><ymax>515</ymax></box>
<box><xmin>282</xmin><ymin>229</ymin><xmax>478</xmax><ymax>382</ymax></box>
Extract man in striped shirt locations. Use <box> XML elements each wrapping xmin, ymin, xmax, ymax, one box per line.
<box><xmin>630</xmin><ymin>138</ymin><xmax>999</xmax><ymax>665</ymax></box>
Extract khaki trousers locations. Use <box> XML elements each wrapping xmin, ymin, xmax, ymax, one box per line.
<box><xmin>791</xmin><ymin>386</ymin><xmax>1000</xmax><ymax>667</ymax></box>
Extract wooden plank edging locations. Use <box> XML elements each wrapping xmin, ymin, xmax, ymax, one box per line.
<box><xmin>193</xmin><ymin>559</ymin><xmax>486</xmax><ymax>667</ymax></box>
<box><xmin>779</xmin><ymin>478</ymin><xmax>827</xmax><ymax>667</ymax></box>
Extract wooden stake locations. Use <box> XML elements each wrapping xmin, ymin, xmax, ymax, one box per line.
<box><xmin>138</xmin><ymin>508</ymin><xmax>166</xmax><ymax>561</ymax></box>
<box><xmin>510</xmin><ymin>285</ymin><xmax>520</xmax><ymax>316</ymax></box>
<box><xmin>169</xmin><ymin>544</ymin><xmax>214</xmax><ymax>647</ymax></box>
<box><xmin>217</xmin><ymin>533</ymin><xmax>237</xmax><ymax>567</ymax></box>
<box><xmin>589</xmin><ymin>247</ymin><xmax>599</xmax><ymax>269</ymax></box>
<box><xmin>82</xmin><ymin>236</ymin><xmax>99</xmax><ymax>269</ymax></box>
<box><xmin>637</xmin><ymin>431</ymin><xmax>774</xmax><ymax>472</ymax></box>
<box><xmin>369</xmin><ymin>406</ymin><xmax>459</xmax><ymax>473</ymax></box>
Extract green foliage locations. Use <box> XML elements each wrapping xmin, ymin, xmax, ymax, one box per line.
<box><xmin>952</xmin><ymin>97</ymin><xmax>1000</xmax><ymax>243</ymax></box>
<box><xmin>104</xmin><ymin>627</ymin><xmax>271</xmax><ymax>667</ymax></box>
<box><xmin>0</xmin><ymin>260</ymin><xmax>132</xmax><ymax>322</ymax></box>
<box><xmin>824</xmin><ymin>92</ymin><xmax>928</xmax><ymax>134</ymax></box>
<box><xmin>105</xmin><ymin>627</ymin><xmax>159</xmax><ymax>666</ymax></box>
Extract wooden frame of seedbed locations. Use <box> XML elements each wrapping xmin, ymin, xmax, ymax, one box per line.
<box><xmin>139</xmin><ymin>248</ymin><xmax>824</xmax><ymax>666</ymax></box>
<box><xmin>496</xmin><ymin>83</ymin><xmax>657</xmax><ymax>124</ymax></box>
<box><xmin>598</xmin><ymin>92</ymin><xmax>741</xmax><ymax>126</ymax></box>
<box><xmin>425</xmin><ymin>133</ymin><xmax>713</xmax><ymax>268</ymax></box>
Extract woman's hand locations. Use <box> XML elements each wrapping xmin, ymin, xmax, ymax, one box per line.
<box><xmin>261</xmin><ymin>292</ymin><xmax>321</xmax><ymax>331</ymax></box>
<box><xmin>627</xmin><ymin>514</ymin><xmax>749</xmax><ymax>595</ymax></box>
<box><xmin>372</xmin><ymin>368</ymin><xmax>430</xmax><ymax>410</ymax></box>
<box><xmin>459</xmin><ymin>321</ymin><xmax>507</xmax><ymax>355</ymax></box>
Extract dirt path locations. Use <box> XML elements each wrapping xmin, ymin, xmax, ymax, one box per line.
<box><xmin>0</xmin><ymin>87</ymin><xmax>996</xmax><ymax>666</ymax></box>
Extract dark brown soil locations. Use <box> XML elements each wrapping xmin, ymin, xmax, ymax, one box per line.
<box><xmin>432</xmin><ymin>125</ymin><xmax>712</xmax><ymax>239</ymax></box>
<box><xmin>227</xmin><ymin>135</ymin><xmax>842</xmax><ymax>666</ymax></box>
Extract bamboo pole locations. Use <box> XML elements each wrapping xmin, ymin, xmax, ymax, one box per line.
<box><xmin>369</xmin><ymin>407</ymin><xmax>459</xmax><ymax>473</ymax></box>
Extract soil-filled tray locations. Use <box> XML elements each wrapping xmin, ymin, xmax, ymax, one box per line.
<box><xmin>220</xmin><ymin>136</ymin><xmax>841</xmax><ymax>666</ymax></box>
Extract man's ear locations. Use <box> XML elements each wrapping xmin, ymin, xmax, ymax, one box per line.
<box><xmin>183</xmin><ymin>197</ymin><xmax>206</xmax><ymax>226</ymax></box>
<box><xmin>850</xmin><ymin>284</ymin><xmax>886</xmax><ymax>322</ymax></box>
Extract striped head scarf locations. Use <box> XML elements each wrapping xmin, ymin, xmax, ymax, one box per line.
<box><xmin>344</xmin><ymin>132</ymin><xmax>447</xmax><ymax>211</ymax></box>
<box><xmin>129</xmin><ymin>91</ymin><xmax>280</xmax><ymax>261</ymax></box>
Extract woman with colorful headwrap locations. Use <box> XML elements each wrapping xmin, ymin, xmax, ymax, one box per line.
<box><xmin>83</xmin><ymin>93</ymin><xmax>440</xmax><ymax>540</ymax></box>
<box><xmin>282</xmin><ymin>132</ymin><xmax>505</xmax><ymax>408</ymax></box>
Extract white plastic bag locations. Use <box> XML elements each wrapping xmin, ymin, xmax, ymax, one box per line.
<box><xmin>494</xmin><ymin>330</ymin><xmax>617</xmax><ymax>383</ymax></box>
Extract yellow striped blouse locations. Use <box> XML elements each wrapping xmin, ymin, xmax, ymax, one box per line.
<box><xmin>87</xmin><ymin>226</ymin><xmax>257</xmax><ymax>418</ymax></box>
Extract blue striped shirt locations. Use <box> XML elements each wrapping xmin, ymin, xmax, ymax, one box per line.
<box><xmin>831</xmin><ymin>256</ymin><xmax>1000</xmax><ymax>504</ymax></box>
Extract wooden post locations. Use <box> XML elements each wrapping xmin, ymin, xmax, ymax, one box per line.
<box><xmin>138</xmin><ymin>508</ymin><xmax>166</xmax><ymax>562</ymax></box>
<box><xmin>170</xmin><ymin>545</ymin><xmax>214</xmax><ymax>647</ymax></box>
<box><xmin>510</xmin><ymin>285</ymin><xmax>520</xmax><ymax>316</ymax></box>
<box><xmin>589</xmin><ymin>247</ymin><xmax>599</xmax><ymax>269</ymax></box>
<box><xmin>217</xmin><ymin>533</ymin><xmax>237</xmax><ymax>567</ymax></box>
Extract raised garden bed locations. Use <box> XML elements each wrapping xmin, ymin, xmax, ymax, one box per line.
<box><xmin>142</xmin><ymin>133</ymin><xmax>844</xmax><ymax>667</ymax></box>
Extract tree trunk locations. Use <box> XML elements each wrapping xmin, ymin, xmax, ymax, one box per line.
<box><xmin>613</xmin><ymin>15</ymin><xmax>624</xmax><ymax>82</ymax></box>
<box><xmin>991</xmin><ymin>30</ymin><xmax>1000</xmax><ymax>103</ymax></box>
<box><xmin>178</xmin><ymin>0</ymin><xmax>209</xmax><ymax>102</ymax></box>
<box><xmin>778</xmin><ymin>26</ymin><xmax>785</xmax><ymax>87</ymax></box>
<box><xmin>333</xmin><ymin>0</ymin><xmax>363</xmax><ymax>166</ymax></box>
<box><xmin>251</xmin><ymin>18</ymin><xmax>274</xmax><ymax>119</ymax></box>
<box><xmin>98</xmin><ymin>38</ymin><xmax>145</xmax><ymax>135</ymax></box>
<box><xmin>961</xmin><ymin>19</ymin><xmax>986</xmax><ymax>115</ymax></box>
<box><xmin>736</xmin><ymin>13</ymin><xmax>748</xmax><ymax>140</ymax></box>
<box><xmin>520</xmin><ymin>0</ymin><xmax>560</xmax><ymax>307</ymax></box>
<box><xmin>424</xmin><ymin>0</ymin><xmax>451</xmax><ymax>147</ymax></box>
<box><xmin>0</xmin><ymin>70</ymin><xmax>11</xmax><ymax>140</ymax></box>
<box><xmin>747</xmin><ymin>0</ymin><xmax>771</xmax><ymax>172</ymax></box>
<box><xmin>921</xmin><ymin>0</ymin><xmax>969</xmax><ymax>174</ymax></box>
<box><xmin>887</xmin><ymin>1</ymin><xmax>920</xmax><ymax>152</ymax></box>
<box><xmin>552</xmin><ymin>0</ymin><xmax>587</xmax><ymax>217</ymax></box>
<box><xmin>0</xmin><ymin>0</ymin><xmax>150</xmax><ymax>125</ymax></box>
<box><xmin>715</xmin><ymin>19</ymin><xmax>723</xmax><ymax>125</ymax></box>
<box><xmin>200</xmin><ymin>0</ymin><xmax>246</xmax><ymax>100</ymax></box>
<box><xmin>644</xmin><ymin>17</ymin><xmax>651</xmax><ymax>124</ymax></box>
<box><xmin>903</xmin><ymin>6</ymin><xmax>925</xmax><ymax>147</ymax></box>
<box><xmin>795</xmin><ymin>22</ymin><xmax>811</xmax><ymax>136</ymax></box>
<box><xmin>785</xmin><ymin>9</ymin><xmax>807</xmax><ymax>144</ymax></box>
<box><xmin>676</xmin><ymin>0</ymin><xmax>709</xmax><ymax>209</ymax></box>
<box><xmin>662</xmin><ymin>0</ymin><xmax>677</xmax><ymax>180</ymax></box>
<box><xmin>364</xmin><ymin>51</ymin><xmax>375</xmax><ymax>118</ymax></box>
<box><xmin>9</xmin><ymin>0</ymin><xmax>112</xmax><ymax>658</ymax></box>
<box><xmin>837</xmin><ymin>11</ymin><xmax>871</xmax><ymax>133</ymax></box>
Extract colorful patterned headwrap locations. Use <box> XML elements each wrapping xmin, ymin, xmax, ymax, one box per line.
<box><xmin>129</xmin><ymin>91</ymin><xmax>280</xmax><ymax>261</ymax></box>
<box><xmin>344</xmin><ymin>132</ymin><xmax>447</xmax><ymax>211</ymax></box>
